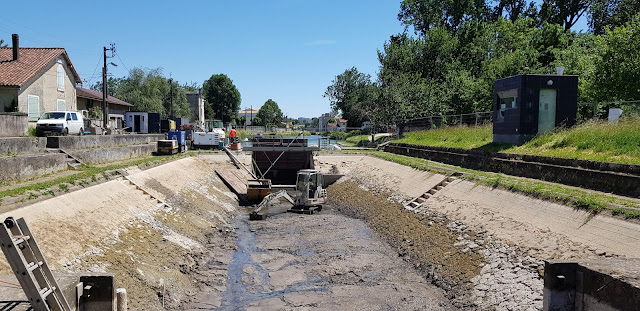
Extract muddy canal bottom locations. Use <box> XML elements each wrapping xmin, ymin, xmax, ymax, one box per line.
<box><xmin>190</xmin><ymin>208</ymin><xmax>452</xmax><ymax>310</ymax></box>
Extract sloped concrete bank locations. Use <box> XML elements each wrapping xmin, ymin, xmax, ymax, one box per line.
<box><xmin>384</xmin><ymin>143</ymin><xmax>640</xmax><ymax>197</ymax></box>
<box><xmin>0</xmin><ymin>154</ymin><xmax>239</xmax><ymax>310</ymax></box>
<box><xmin>317</xmin><ymin>154</ymin><xmax>640</xmax><ymax>310</ymax></box>
<box><xmin>0</xmin><ymin>134</ymin><xmax>164</xmax><ymax>183</ymax></box>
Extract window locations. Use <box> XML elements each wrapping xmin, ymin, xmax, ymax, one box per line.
<box><xmin>71</xmin><ymin>113</ymin><xmax>78</xmax><ymax>121</ymax></box>
<box><xmin>496</xmin><ymin>89</ymin><xmax>517</xmax><ymax>122</ymax></box>
<box><xmin>57</xmin><ymin>63</ymin><xmax>64</xmax><ymax>91</ymax></box>
<box><xmin>66</xmin><ymin>113</ymin><xmax>71</xmax><ymax>120</ymax></box>
<box><xmin>28</xmin><ymin>95</ymin><xmax>39</xmax><ymax>121</ymax></box>
<box><xmin>57</xmin><ymin>99</ymin><xmax>65</xmax><ymax>111</ymax></box>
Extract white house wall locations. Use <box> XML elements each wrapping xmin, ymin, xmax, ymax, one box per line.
<box><xmin>17</xmin><ymin>56</ymin><xmax>77</xmax><ymax>122</ymax></box>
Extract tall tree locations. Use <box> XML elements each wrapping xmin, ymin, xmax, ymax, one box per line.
<box><xmin>323</xmin><ymin>67</ymin><xmax>374</xmax><ymax>127</ymax></box>
<box><xmin>490</xmin><ymin>0</ymin><xmax>538</xmax><ymax>21</ymax></box>
<box><xmin>593</xmin><ymin>18</ymin><xmax>640</xmax><ymax>101</ymax></box>
<box><xmin>255</xmin><ymin>99</ymin><xmax>283</xmax><ymax>127</ymax></box>
<box><xmin>589</xmin><ymin>0</ymin><xmax>640</xmax><ymax>34</ymax></box>
<box><xmin>539</xmin><ymin>0</ymin><xmax>592</xmax><ymax>31</ymax></box>
<box><xmin>202</xmin><ymin>74</ymin><xmax>241</xmax><ymax>123</ymax></box>
<box><xmin>398</xmin><ymin>0</ymin><xmax>490</xmax><ymax>35</ymax></box>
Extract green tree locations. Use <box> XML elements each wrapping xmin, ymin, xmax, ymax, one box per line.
<box><xmin>202</xmin><ymin>74</ymin><xmax>241</xmax><ymax>123</ymax></box>
<box><xmin>94</xmin><ymin>67</ymin><xmax>190</xmax><ymax>118</ymax></box>
<box><xmin>324</xmin><ymin>67</ymin><xmax>375</xmax><ymax>127</ymax></box>
<box><xmin>539</xmin><ymin>0</ymin><xmax>591</xmax><ymax>31</ymax></box>
<box><xmin>589</xmin><ymin>0</ymin><xmax>640</xmax><ymax>34</ymax></box>
<box><xmin>255</xmin><ymin>99</ymin><xmax>283</xmax><ymax>127</ymax></box>
<box><xmin>398</xmin><ymin>0</ymin><xmax>490</xmax><ymax>35</ymax></box>
<box><xmin>593</xmin><ymin>18</ymin><xmax>640</xmax><ymax>101</ymax></box>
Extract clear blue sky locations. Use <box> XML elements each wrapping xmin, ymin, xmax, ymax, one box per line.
<box><xmin>0</xmin><ymin>1</ymin><xmax>588</xmax><ymax>119</ymax></box>
<box><xmin>0</xmin><ymin>0</ymin><xmax>405</xmax><ymax>119</ymax></box>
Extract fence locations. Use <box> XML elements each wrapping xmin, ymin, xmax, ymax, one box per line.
<box><xmin>577</xmin><ymin>100</ymin><xmax>640</xmax><ymax>122</ymax></box>
<box><xmin>399</xmin><ymin>111</ymin><xmax>493</xmax><ymax>133</ymax></box>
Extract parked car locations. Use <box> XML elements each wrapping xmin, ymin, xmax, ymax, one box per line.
<box><xmin>35</xmin><ymin>111</ymin><xmax>84</xmax><ymax>136</ymax></box>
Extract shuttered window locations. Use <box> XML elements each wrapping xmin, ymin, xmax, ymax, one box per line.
<box><xmin>28</xmin><ymin>95</ymin><xmax>40</xmax><ymax>121</ymax></box>
<box><xmin>57</xmin><ymin>99</ymin><xmax>66</xmax><ymax>111</ymax></box>
<box><xmin>57</xmin><ymin>64</ymin><xmax>64</xmax><ymax>91</ymax></box>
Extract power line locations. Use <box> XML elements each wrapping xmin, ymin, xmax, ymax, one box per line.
<box><xmin>115</xmin><ymin>51</ymin><xmax>131</xmax><ymax>74</ymax></box>
<box><xmin>83</xmin><ymin>53</ymin><xmax>103</xmax><ymax>86</ymax></box>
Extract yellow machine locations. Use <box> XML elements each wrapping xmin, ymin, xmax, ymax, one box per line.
<box><xmin>157</xmin><ymin>139</ymin><xmax>178</xmax><ymax>155</ymax></box>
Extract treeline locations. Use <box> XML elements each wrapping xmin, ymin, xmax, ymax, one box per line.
<box><xmin>93</xmin><ymin>69</ymin><xmax>242</xmax><ymax>123</ymax></box>
<box><xmin>325</xmin><ymin>0</ymin><xmax>640</xmax><ymax>128</ymax></box>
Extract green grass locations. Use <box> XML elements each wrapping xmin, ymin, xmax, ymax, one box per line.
<box><xmin>339</xmin><ymin>150</ymin><xmax>640</xmax><ymax>219</ymax></box>
<box><xmin>0</xmin><ymin>153</ymin><xmax>188</xmax><ymax>199</ymax></box>
<box><xmin>395</xmin><ymin>117</ymin><xmax>640</xmax><ymax>164</ymax></box>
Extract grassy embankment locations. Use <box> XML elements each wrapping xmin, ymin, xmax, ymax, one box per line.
<box><xmin>394</xmin><ymin>117</ymin><xmax>640</xmax><ymax>165</ymax></box>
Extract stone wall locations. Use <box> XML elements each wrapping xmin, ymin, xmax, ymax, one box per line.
<box><xmin>69</xmin><ymin>144</ymin><xmax>157</xmax><ymax>164</ymax></box>
<box><xmin>384</xmin><ymin>143</ymin><xmax>640</xmax><ymax>197</ymax></box>
<box><xmin>47</xmin><ymin>134</ymin><xmax>164</xmax><ymax>150</ymax></box>
<box><xmin>0</xmin><ymin>113</ymin><xmax>28</xmax><ymax>137</ymax></box>
<box><xmin>0</xmin><ymin>153</ymin><xmax>68</xmax><ymax>183</ymax></box>
<box><xmin>0</xmin><ymin>137</ymin><xmax>46</xmax><ymax>155</ymax></box>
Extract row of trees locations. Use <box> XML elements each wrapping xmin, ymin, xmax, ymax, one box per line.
<box><xmin>92</xmin><ymin>70</ymin><xmax>243</xmax><ymax>122</ymax></box>
<box><xmin>325</xmin><ymin>0</ymin><xmax>640</xmax><ymax>128</ymax></box>
<box><xmin>95</xmin><ymin>69</ymin><xmax>290</xmax><ymax>127</ymax></box>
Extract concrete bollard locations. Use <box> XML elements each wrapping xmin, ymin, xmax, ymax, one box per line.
<box><xmin>116</xmin><ymin>288</ymin><xmax>127</xmax><ymax>311</ymax></box>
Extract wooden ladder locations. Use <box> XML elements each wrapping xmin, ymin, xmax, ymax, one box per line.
<box><xmin>0</xmin><ymin>217</ymin><xmax>72</xmax><ymax>311</ymax></box>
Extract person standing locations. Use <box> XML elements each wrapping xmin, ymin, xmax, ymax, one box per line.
<box><xmin>230</xmin><ymin>126</ymin><xmax>238</xmax><ymax>143</ymax></box>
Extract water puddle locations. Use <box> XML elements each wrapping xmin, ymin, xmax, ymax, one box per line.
<box><xmin>215</xmin><ymin>216</ymin><xmax>327</xmax><ymax>310</ymax></box>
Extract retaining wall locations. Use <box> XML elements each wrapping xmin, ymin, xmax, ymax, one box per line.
<box><xmin>0</xmin><ymin>153</ymin><xmax>68</xmax><ymax>183</ymax></box>
<box><xmin>384</xmin><ymin>143</ymin><xmax>640</xmax><ymax>197</ymax></box>
<box><xmin>544</xmin><ymin>259</ymin><xmax>640</xmax><ymax>311</ymax></box>
<box><xmin>69</xmin><ymin>144</ymin><xmax>157</xmax><ymax>164</ymax></box>
<box><xmin>47</xmin><ymin>134</ymin><xmax>164</xmax><ymax>150</ymax></box>
<box><xmin>0</xmin><ymin>137</ymin><xmax>46</xmax><ymax>155</ymax></box>
<box><xmin>0</xmin><ymin>113</ymin><xmax>28</xmax><ymax>137</ymax></box>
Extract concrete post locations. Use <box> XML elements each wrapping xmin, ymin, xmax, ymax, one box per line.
<box><xmin>116</xmin><ymin>288</ymin><xmax>127</xmax><ymax>311</ymax></box>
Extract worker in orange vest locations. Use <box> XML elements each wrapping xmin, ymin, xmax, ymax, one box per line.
<box><xmin>229</xmin><ymin>126</ymin><xmax>237</xmax><ymax>143</ymax></box>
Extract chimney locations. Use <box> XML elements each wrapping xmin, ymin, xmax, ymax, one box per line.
<box><xmin>12</xmin><ymin>34</ymin><xmax>19</xmax><ymax>61</ymax></box>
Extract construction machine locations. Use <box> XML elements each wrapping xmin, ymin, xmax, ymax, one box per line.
<box><xmin>250</xmin><ymin>169</ymin><xmax>327</xmax><ymax>220</ymax></box>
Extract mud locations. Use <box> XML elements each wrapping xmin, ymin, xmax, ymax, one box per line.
<box><xmin>186</xmin><ymin>208</ymin><xmax>453</xmax><ymax>310</ymax></box>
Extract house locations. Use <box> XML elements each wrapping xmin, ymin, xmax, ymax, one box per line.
<box><xmin>0</xmin><ymin>35</ymin><xmax>82</xmax><ymax>124</ymax></box>
<box><xmin>185</xmin><ymin>91</ymin><xmax>205</xmax><ymax>125</ymax></box>
<box><xmin>318</xmin><ymin>113</ymin><xmax>334</xmax><ymax>132</ymax></box>
<box><xmin>335</xmin><ymin>116</ymin><xmax>348</xmax><ymax>129</ymax></box>
<box><xmin>76</xmin><ymin>87</ymin><xmax>133</xmax><ymax>129</ymax></box>
<box><xmin>238</xmin><ymin>108</ymin><xmax>259</xmax><ymax>125</ymax></box>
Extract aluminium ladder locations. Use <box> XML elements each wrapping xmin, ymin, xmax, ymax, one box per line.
<box><xmin>0</xmin><ymin>217</ymin><xmax>72</xmax><ymax>311</ymax></box>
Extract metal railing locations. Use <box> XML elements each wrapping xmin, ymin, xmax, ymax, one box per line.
<box><xmin>399</xmin><ymin>111</ymin><xmax>493</xmax><ymax>133</ymax></box>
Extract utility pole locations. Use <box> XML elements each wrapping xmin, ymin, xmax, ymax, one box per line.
<box><xmin>102</xmin><ymin>43</ymin><xmax>115</xmax><ymax>130</ymax></box>
<box><xmin>168</xmin><ymin>78</ymin><xmax>173</xmax><ymax>119</ymax></box>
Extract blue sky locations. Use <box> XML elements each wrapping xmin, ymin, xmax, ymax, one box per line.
<box><xmin>0</xmin><ymin>1</ymin><xmax>588</xmax><ymax>119</ymax></box>
<box><xmin>0</xmin><ymin>0</ymin><xmax>405</xmax><ymax>118</ymax></box>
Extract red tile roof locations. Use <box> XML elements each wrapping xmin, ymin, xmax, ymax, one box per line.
<box><xmin>76</xmin><ymin>87</ymin><xmax>132</xmax><ymax>107</ymax></box>
<box><xmin>0</xmin><ymin>47</ymin><xmax>82</xmax><ymax>87</ymax></box>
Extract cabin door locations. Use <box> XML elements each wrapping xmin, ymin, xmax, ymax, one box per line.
<box><xmin>538</xmin><ymin>89</ymin><xmax>557</xmax><ymax>134</ymax></box>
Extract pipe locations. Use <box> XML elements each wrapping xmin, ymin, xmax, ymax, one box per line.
<box><xmin>12</xmin><ymin>34</ymin><xmax>18</xmax><ymax>61</ymax></box>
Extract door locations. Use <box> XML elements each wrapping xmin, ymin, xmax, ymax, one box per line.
<box><xmin>134</xmin><ymin>115</ymin><xmax>141</xmax><ymax>133</ymax></box>
<box><xmin>538</xmin><ymin>89</ymin><xmax>557</xmax><ymax>134</ymax></box>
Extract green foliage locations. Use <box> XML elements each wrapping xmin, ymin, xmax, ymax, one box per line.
<box><xmin>589</xmin><ymin>0</ymin><xmax>640</xmax><ymax>34</ymax></box>
<box><xmin>255</xmin><ymin>99</ymin><xmax>283</xmax><ymax>127</ymax></box>
<box><xmin>324</xmin><ymin>67</ymin><xmax>375</xmax><ymax>127</ymax></box>
<box><xmin>58</xmin><ymin>183</ymin><xmax>69</xmax><ymax>192</ymax></box>
<box><xmin>593</xmin><ymin>17</ymin><xmax>640</xmax><ymax>101</ymax></box>
<box><xmin>92</xmin><ymin>68</ymin><xmax>191</xmax><ymax>118</ymax></box>
<box><xmin>28</xmin><ymin>127</ymin><xmax>37</xmax><ymax>137</ymax></box>
<box><xmin>202</xmin><ymin>74</ymin><xmax>241</xmax><ymax>123</ymax></box>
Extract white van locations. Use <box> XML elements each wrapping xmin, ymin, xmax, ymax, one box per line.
<box><xmin>35</xmin><ymin>111</ymin><xmax>85</xmax><ymax>136</ymax></box>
